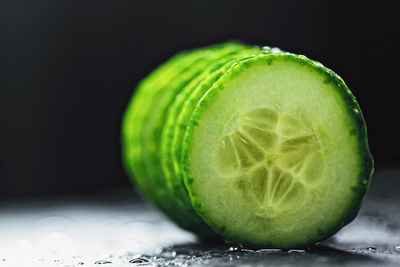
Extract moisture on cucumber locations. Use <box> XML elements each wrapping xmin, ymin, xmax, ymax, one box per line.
<box><xmin>122</xmin><ymin>42</ymin><xmax>373</xmax><ymax>248</ymax></box>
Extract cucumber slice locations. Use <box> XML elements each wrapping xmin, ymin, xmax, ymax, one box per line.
<box><xmin>182</xmin><ymin>53</ymin><xmax>373</xmax><ymax>248</ymax></box>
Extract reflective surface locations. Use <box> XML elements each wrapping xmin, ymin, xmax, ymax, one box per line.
<box><xmin>0</xmin><ymin>168</ymin><xmax>399</xmax><ymax>266</ymax></box>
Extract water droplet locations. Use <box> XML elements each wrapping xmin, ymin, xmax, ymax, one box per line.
<box><xmin>271</xmin><ymin>47</ymin><xmax>281</xmax><ymax>54</ymax></box>
<box><xmin>367</xmin><ymin>247</ymin><xmax>377</xmax><ymax>252</ymax></box>
<box><xmin>228</xmin><ymin>246</ymin><xmax>238</xmax><ymax>251</ymax></box>
<box><xmin>288</xmin><ymin>249</ymin><xmax>306</xmax><ymax>253</ymax></box>
<box><xmin>129</xmin><ymin>257</ymin><xmax>150</xmax><ymax>264</ymax></box>
<box><xmin>256</xmin><ymin>248</ymin><xmax>281</xmax><ymax>253</ymax></box>
<box><xmin>94</xmin><ymin>260</ymin><xmax>112</xmax><ymax>264</ymax></box>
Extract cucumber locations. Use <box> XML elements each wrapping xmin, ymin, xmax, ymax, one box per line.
<box><xmin>182</xmin><ymin>53</ymin><xmax>373</xmax><ymax>248</ymax></box>
<box><xmin>122</xmin><ymin>43</ymin><xmax>373</xmax><ymax>248</ymax></box>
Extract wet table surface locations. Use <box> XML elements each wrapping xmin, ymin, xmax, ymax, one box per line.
<box><xmin>0</xmin><ymin>168</ymin><xmax>399</xmax><ymax>266</ymax></box>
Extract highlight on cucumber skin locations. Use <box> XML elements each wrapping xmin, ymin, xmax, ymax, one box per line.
<box><xmin>121</xmin><ymin>42</ymin><xmax>374</xmax><ymax>249</ymax></box>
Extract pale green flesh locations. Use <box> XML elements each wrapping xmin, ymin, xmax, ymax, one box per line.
<box><xmin>161</xmin><ymin>47</ymin><xmax>272</xmax><ymax>204</ymax></box>
<box><xmin>183</xmin><ymin>55</ymin><xmax>368</xmax><ymax>247</ymax></box>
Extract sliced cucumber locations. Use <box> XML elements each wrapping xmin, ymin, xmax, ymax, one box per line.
<box><xmin>123</xmin><ymin>43</ymin><xmax>373</xmax><ymax>248</ymax></box>
<box><xmin>182</xmin><ymin>53</ymin><xmax>373</xmax><ymax>248</ymax></box>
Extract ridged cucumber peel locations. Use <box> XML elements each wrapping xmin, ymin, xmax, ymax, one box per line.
<box><xmin>122</xmin><ymin>50</ymin><xmax>208</xmax><ymax>231</ymax></box>
<box><xmin>161</xmin><ymin>46</ymin><xmax>277</xmax><ymax>205</ymax></box>
<box><xmin>122</xmin><ymin>48</ymin><xmax>211</xmax><ymax>231</ymax></box>
<box><xmin>122</xmin><ymin>42</ymin><xmax>248</xmax><ymax>234</ymax></box>
<box><xmin>182</xmin><ymin>53</ymin><xmax>373</xmax><ymax>248</ymax></box>
<box><xmin>123</xmin><ymin>50</ymin><xmax>193</xmax><ymax>189</ymax></box>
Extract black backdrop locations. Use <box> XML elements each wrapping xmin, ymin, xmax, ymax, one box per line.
<box><xmin>1</xmin><ymin>0</ymin><xmax>399</xmax><ymax>197</ymax></box>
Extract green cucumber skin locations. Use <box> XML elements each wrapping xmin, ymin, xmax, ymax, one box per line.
<box><xmin>122</xmin><ymin>50</ymin><xmax>205</xmax><ymax>231</ymax></box>
<box><xmin>160</xmin><ymin>47</ymin><xmax>269</xmax><ymax>206</ymax></box>
<box><xmin>181</xmin><ymin>53</ymin><xmax>374</xmax><ymax>248</ymax></box>
<box><xmin>123</xmin><ymin>52</ymin><xmax>192</xmax><ymax>186</ymax></box>
<box><xmin>122</xmin><ymin>50</ymin><xmax>192</xmax><ymax>196</ymax></box>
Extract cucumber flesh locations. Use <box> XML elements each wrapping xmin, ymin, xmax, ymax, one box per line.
<box><xmin>182</xmin><ymin>54</ymin><xmax>373</xmax><ymax>248</ymax></box>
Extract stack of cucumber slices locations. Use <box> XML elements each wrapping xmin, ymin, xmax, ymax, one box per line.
<box><xmin>122</xmin><ymin>42</ymin><xmax>374</xmax><ymax>248</ymax></box>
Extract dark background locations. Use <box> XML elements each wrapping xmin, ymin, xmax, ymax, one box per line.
<box><xmin>1</xmin><ymin>1</ymin><xmax>399</xmax><ymax>198</ymax></box>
